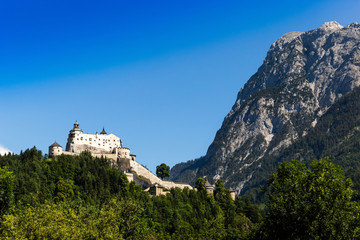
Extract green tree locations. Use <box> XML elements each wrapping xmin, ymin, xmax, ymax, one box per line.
<box><xmin>0</xmin><ymin>166</ymin><xmax>15</xmax><ymax>215</ymax></box>
<box><xmin>259</xmin><ymin>158</ymin><xmax>360</xmax><ymax>240</ymax></box>
<box><xmin>54</xmin><ymin>178</ymin><xmax>76</xmax><ymax>202</ymax></box>
<box><xmin>156</xmin><ymin>163</ymin><xmax>170</xmax><ymax>180</ymax></box>
<box><xmin>195</xmin><ymin>178</ymin><xmax>206</xmax><ymax>192</ymax></box>
<box><xmin>214</xmin><ymin>180</ymin><xmax>235</xmax><ymax>223</ymax></box>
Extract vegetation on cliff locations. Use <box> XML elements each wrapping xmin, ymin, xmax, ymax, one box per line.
<box><xmin>242</xmin><ymin>86</ymin><xmax>360</xmax><ymax>202</ymax></box>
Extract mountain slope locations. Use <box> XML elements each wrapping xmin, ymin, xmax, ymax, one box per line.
<box><xmin>241</xmin><ymin>86</ymin><xmax>360</xmax><ymax>201</ymax></box>
<box><xmin>171</xmin><ymin>21</ymin><xmax>360</xmax><ymax>195</ymax></box>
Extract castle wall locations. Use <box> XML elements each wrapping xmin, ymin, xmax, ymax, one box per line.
<box><xmin>66</xmin><ymin>132</ymin><xmax>121</xmax><ymax>153</ymax></box>
<box><xmin>128</xmin><ymin>160</ymin><xmax>192</xmax><ymax>190</ymax></box>
<box><xmin>55</xmin><ymin>150</ymin><xmax>192</xmax><ymax>191</ymax></box>
<box><xmin>60</xmin><ymin>151</ymin><xmax>121</xmax><ymax>161</ymax></box>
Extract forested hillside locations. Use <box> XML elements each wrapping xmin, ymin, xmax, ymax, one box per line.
<box><xmin>1</xmin><ymin>148</ymin><xmax>360</xmax><ymax>239</ymax></box>
<box><xmin>0</xmin><ymin>148</ymin><xmax>260</xmax><ymax>239</ymax></box>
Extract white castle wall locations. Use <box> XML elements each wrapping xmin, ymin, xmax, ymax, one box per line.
<box><xmin>67</xmin><ymin>132</ymin><xmax>121</xmax><ymax>153</ymax></box>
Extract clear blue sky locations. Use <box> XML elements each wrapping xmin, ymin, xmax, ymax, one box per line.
<box><xmin>0</xmin><ymin>0</ymin><xmax>359</xmax><ymax>172</ymax></box>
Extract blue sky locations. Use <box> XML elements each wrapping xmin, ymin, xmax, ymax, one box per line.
<box><xmin>0</xmin><ymin>0</ymin><xmax>359</xmax><ymax>172</ymax></box>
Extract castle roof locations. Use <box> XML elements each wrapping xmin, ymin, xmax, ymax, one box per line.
<box><xmin>50</xmin><ymin>141</ymin><xmax>62</xmax><ymax>148</ymax></box>
<box><xmin>100</xmin><ymin>127</ymin><xmax>107</xmax><ymax>135</ymax></box>
<box><xmin>229</xmin><ymin>187</ymin><xmax>235</xmax><ymax>192</ymax></box>
<box><xmin>206</xmin><ymin>180</ymin><xmax>213</xmax><ymax>188</ymax></box>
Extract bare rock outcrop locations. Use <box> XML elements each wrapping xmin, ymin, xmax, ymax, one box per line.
<box><xmin>171</xmin><ymin>22</ymin><xmax>360</xmax><ymax>194</ymax></box>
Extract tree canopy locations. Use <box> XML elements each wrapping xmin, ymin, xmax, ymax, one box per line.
<box><xmin>0</xmin><ymin>148</ymin><xmax>257</xmax><ymax>239</ymax></box>
<box><xmin>258</xmin><ymin>158</ymin><xmax>360</xmax><ymax>240</ymax></box>
<box><xmin>2</xmin><ymin>147</ymin><xmax>360</xmax><ymax>239</ymax></box>
<box><xmin>156</xmin><ymin>163</ymin><xmax>170</xmax><ymax>180</ymax></box>
<box><xmin>0</xmin><ymin>166</ymin><xmax>15</xmax><ymax>215</ymax></box>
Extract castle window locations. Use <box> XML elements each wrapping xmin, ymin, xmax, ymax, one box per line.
<box><xmin>81</xmin><ymin>137</ymin><xmax>83</xmax><ymax>140</ymax></box>
<box><xmin>89</xmin><ymin>138</ymin><xmax>92</xmax><ymax>141</ymax></box>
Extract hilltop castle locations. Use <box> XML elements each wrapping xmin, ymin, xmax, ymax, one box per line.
<box><xmin>49</xmin><ymin>121</ymin><xmax>135</xmax><ymax>161</ymax></box>
<box><xmin>49</xmin><ymin>121</ymin><xmax>192</xmax><ymax>194</ymax></box>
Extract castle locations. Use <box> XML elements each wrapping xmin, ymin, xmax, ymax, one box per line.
<box><xmin>49</xmin><ymin>121</ymin><xmax>135</xmax><ymax>161</ymax></box>
<box><xmin>49</xmin><ymin>121</ymin><xmax>192</xmax><ymax>194</ymax></box>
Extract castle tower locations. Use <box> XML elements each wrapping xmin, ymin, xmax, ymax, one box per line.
<box><xmin>49</xmin><ymin>141</ymin><xmax>63</xmax><ymax>157</ymax></box>
<box><xmin>66</xmin><ymin>121</ymin><xmax>83</xmax><ymax>152</ymax></box>
<box><xmin>229</xmin><ymin>187</ymin><xmax>236</xmax><ymax>200</ymax></box>
<box><xmin>205</xmin><ymin>180</ymin><xmax>214</xmax><ymax>195</ymax></box>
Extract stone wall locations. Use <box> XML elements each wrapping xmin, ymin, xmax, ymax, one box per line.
<box><xmin>128</xmin><ymin>160</ymin><xmax>192</xmax><ymax>190</ymax></box>
<box><xmin>56</xmin><ymin>150</ymin><xmax>192</xmax><ymax>191</ymax></box>
<box><xmin>67</xmin><ymin>132</ymin><xmax>121</xmax><ymax>153</ymax></box>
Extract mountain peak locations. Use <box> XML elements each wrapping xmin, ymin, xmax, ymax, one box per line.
<box><xmin>171</xmin><ymin>21</ymin><xmax>360</xmax><ymax>196</ymax></box>
<box><xmin>319</xmin><ymin>21</ymin><xmax>343</xmax><ymax>32</ymax></box>
<box><xmin>272</xmin><ymin>31</ymin><xmax>303</xmax><ymax>48</ymax></box>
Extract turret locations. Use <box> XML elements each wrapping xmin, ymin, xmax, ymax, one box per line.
<box><xmin>205</xmin><ymin>180</ymin><xmax>214</xmax><ymax>195</ymax></box>
<box><xmin>66</xmin><ymin>121</ymin><xmax>83</xmax><ymax>152</ymax></box>
<box><xmin>71</xmin><ymin>120</ymin><xmax>82</xmax><ymax>133</ymax></box>
<box><xmin>100</xmin><ymin>127</ymin><xmax>107</xmax><ymax>135</ymax></box>
<box><xmin>49</xmin><ymin>141</ymin><xmax>63</xmax><ymax>157</ymax></box>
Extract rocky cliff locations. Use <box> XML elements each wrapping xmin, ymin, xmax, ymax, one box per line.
<box><xmin>171</xmin><ymin>21</ymin><xmax>360</xmax><ymax>195</ymax></box>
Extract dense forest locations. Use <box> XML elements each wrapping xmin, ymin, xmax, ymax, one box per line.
<box><xmin>1</xmin><ymin>148</ymin><xmax>360</xmax><ymax>239</ymax></box>
<box><xmin>0</xmin><ymin>148</ymin><xmax>261</xmax><ymax>239</ymax></box>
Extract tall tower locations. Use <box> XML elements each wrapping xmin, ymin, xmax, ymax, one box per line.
<box><xmin>65</xmin><ymin>120</ymin><xmax>83</xmax><ymax>152</ymax></box>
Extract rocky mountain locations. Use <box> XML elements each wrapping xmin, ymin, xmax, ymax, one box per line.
<box><xmin>171</xmin><ymin>21</ymin><xmax>360</xmax><ymax>197</ymax></box>
<box><xmin>239</xmin><ymin>85</ymin><xmax>360</xmax><ymax>201</ymax></box>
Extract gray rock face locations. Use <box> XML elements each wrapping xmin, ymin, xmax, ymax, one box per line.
<box><xmin>171</xmin><ymin>22</ymin><xmax>360</xmax><ymax>194</ymax></box>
